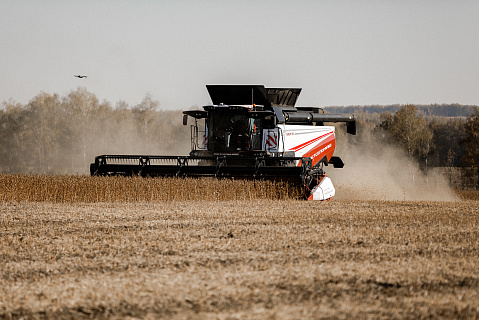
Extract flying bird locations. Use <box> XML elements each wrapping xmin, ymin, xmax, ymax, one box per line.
<box><xmin>74</xmin><ymin>75</ymin><xmax>88</xmax><ymax>78</ymax></box>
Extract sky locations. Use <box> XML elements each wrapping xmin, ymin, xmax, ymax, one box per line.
<box><xmin>1</xmin><ymin>0</ymin><xmax>478</xmax><ymax>110</ymax></box>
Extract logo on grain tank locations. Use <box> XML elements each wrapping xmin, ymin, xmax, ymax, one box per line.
<box><xmin>312</xmin><ymin>143</ymin><xmax>332</xmax><ymax>159</ymax></box>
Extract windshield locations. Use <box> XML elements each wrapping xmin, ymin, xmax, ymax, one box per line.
<box><xmin>207</xmin><ymin>111</ymin><xmax>257</xmax><ymax>152</ymax></box>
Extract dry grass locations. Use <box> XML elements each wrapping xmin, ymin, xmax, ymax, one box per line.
<box><xmin>1</xmin><ymin>175</ymin><xmax>479</xmax><ymax>319</ymax></box>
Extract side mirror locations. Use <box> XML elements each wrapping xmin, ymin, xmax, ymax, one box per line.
<box><xmin>346</xmin><ymin>120</ymin><xmax>356</xmax><ymax>135</ymax></box>
<box><xmin>183</xmin><ymin>114</ymin><xmax>188</xmax><ymax>126</ymax></box>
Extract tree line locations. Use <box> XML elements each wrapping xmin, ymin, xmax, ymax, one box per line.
<box><xmin>377</xmin><ymin>105</ymin><xmax>478</xmax><ymax>170</ymax></box>
<box><xmin>335</xmin><ymin>104</ymin><xmax>478</xmax><ymax>188</ymax></box>
<box><xmin>0</xmin><ymin>88</ymin><xmax>190</xmax><ymax>174</ymax></box>
<box><xmin>325</xmin><ymin>104</ymin><xmax>477</xmax><ymax>118</ymax></box>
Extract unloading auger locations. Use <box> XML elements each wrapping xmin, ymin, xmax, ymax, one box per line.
<box><xmin>90</xmin><ymin>85</ymin><xmax>356</xmax><ymax>200</ymax></box>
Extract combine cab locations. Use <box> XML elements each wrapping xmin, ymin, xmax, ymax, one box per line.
<box><xmin>90</xmin><ymin>85</ymin><xmax>356</xmax><ymax>200</ymax></box>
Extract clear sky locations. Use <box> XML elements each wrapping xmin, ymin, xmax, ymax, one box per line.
<box><xmin>1</xmin><ymin>0</ymin><xmax>478</xmax><ymax>109</ymax></box>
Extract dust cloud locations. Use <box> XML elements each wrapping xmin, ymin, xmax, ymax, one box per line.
<box><xmin>328</xmin><ymin>136</ymin><xmax>459</xmax><ymax>202</ymax></box>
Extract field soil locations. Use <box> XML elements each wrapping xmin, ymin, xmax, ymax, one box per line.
<box><xmin>1</xmin><ymin>199</ymin><xmax>478</xmax><ymax>319</ymax></box>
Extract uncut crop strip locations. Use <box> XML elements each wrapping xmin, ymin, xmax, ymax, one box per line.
<box><xmin>0</xmin><ymin>175</ymin><xmax>303</xmax><ymax>202</ymax></box>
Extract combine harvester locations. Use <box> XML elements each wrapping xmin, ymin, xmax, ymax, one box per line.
<box><xmin>90</xmin><ymin>85</ymin><xmax>356</xmax><ymax>200</ymax></box>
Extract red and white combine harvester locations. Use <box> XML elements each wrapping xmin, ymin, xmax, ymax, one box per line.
<box><xmin>90</xmin><ymin>85</ymin><xmax>356</xmax><ymax>200</ymax></box>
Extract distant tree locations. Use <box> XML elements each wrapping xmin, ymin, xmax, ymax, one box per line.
<box><xmin>379</xmin><ymin>112</ymin><xmax>393</xmax><ymax>131</ymax></box>
<box><xmin>429</xmin><ymin>118</ymin><xmax>465</xmax><ymax>167</ymax></box>
<box><xmin>132</xmin><ymin>93</ymin><xmax>160</xmax><ymax>153</ymax></box>
<box><xmin>379</xmin><ymin>105</ymin><xmax>433</xmax><ymax>168</ymax></box>
<box><xmin>0</xmin><ymin>100</ymin><xmax>27</xmax><ymax>172</ymax></box>
<box><xmin>24</xmin><ymin>92</ymin><xmax>64</xmax><ymax>173</ymax></box>
<box><xmin>462</xmin><ymin>108</ymin><xmax>479</xmax><ymax>168</ymax></box>
<box><xmin>63</xmin><ymin>87</ymin><xmax>103</xmax><ymax>172</ymax></box>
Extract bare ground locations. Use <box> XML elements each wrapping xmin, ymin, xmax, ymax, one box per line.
<box><xmin>1</xmin><ymin>200</ymin><xmax>478</xmax><ymax>319</ymax></box>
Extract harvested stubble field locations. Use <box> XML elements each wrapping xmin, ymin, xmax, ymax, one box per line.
<box><xmin>1</xmin><ymin>175</ymin><xmax>479</xmax><ymax>319</ymax></box>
